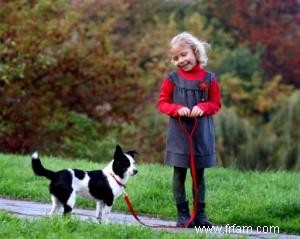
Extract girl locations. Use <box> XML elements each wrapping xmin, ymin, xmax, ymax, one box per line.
<box><xmin>157</xmin><ymin>32</ymin><xmax>221</xmax><ymax>228</ymax></box>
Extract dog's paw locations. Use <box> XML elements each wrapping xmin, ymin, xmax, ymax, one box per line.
<box><xmin>96</xmin><ymin>217</ymin><xmax>102</xmax><ymax>224</ymax></box>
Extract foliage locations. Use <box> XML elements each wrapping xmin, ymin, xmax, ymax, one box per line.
<box><xmin>215</xmin><ymin>107</ymin><xmax>254</xmax><ymax>167</ymax></box>
<box><xmin>0</xmin><ymin>0</ymin><xmax>299</xmax><ymax>171</ymax></box>
<box><xmin>204</xmin><ymin>0</ymin><xmax>300</xmax><ymax>87</ymax></box>
<box><xmin>270</xmin><ymin>91</ymin><xmax>300</xmax><ymax>170</ymax></box>
<box><xmin>59</xmin><ymin>112</ymin><xmax>117</xmax><ymax>161</ymax></box>
<box><xmin>215</xmin><ymin>91</ymin><xmax>300</xmax><ymax>171</ymax></box>
<box><xmin>0</xmin><ymin>0</ymin><xmax>145</xmax><ymax>155</ymax></box>
<box><xmin>217</xmin><ymin>44</ymin><xmax>263</xmax><ymax>80</ymax></box>
<box><xmin>219</xmin><ymin>73</ymin><xmax>293</xmax><ymax>124</ymax></box>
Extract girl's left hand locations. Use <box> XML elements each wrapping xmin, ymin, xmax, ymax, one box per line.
<box><xmin>190</xmin><ymin>106</ymin><xmax>204</xmax><ymax>117</ymax></box>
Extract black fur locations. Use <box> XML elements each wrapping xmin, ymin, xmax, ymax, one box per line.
<box><xmin>113</xmin><ymin>145</ymin><xmax>131</xmax><ymax>179</ymax></box>
<box><xmin>126</xmin><ymin>150</ymin><xmax>138</xmax><ymax>158</ymax></box>
<box><xmin>49</xmin><ymin>170</ymin><xmax>73</xmax><ymax>212</ymax></box>
<box><xmin>73</xmin><ymin>169</ymin><xmax>85</xmax><ymax>180</ymax></box>
<box><xmin>32</xmin><ymin>156</ymin><xmax>54</xmax><ymax>180</ymax></box>
<box><xmin>87</xmin><ymin>170</ymin><xmax>114</xmax><ymax>206</ymax></box>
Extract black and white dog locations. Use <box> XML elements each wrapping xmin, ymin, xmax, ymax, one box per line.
<box><xmin>32</xmin><ymin>145</ymin><xmax>137</xmax><ymax>223</ymax></box>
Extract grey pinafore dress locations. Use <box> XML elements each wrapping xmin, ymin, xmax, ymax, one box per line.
<box><xmin>164</xmin><ymin>71</ymin><xmax>217</xmax><ymax>169</ymax></box>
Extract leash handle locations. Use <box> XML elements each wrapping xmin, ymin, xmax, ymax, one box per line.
<box><xmin>178</xmin><ymin>117</ymin><xmax>198</xmax><ymax>137</ymax></box>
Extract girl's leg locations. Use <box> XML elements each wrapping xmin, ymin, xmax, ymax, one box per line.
<box><xmin>196</xmin><ymin>168</ymin><xmax>205</xmax><ymax>203</ymax></box>
<box><xmin>194</xmin><ymin>168</ymin><xmax>212</xmax><ymax>227</ymax></box>
<box><xmin>173</xmin><ymin>167</ymin><xmax>194</xmax><ymax>227</ymax></box>
<box><xmin>172</xmin><ymin>166</ymin><xmax>187</xmax><ymax>204</ymax></box>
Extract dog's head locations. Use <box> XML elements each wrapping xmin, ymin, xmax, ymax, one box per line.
<box><xmin>112</xmin><ymin>145</ymin><xmax>138</xmax><ymax>179</ymax></box>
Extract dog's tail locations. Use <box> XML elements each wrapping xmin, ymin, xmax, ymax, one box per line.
<box><xmin>31</xmin><ymin>152</ymin><xmax>55</xmax><ymax>180</ymax></box>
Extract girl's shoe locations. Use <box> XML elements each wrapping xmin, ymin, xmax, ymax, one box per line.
<box><xmin>194</xmin><ymin>202</ymin><xmax>213</xmax><ymax>228</ymax></box>
<box><xmin>176</xmin><ymin>201</ymin><xmax>195</xmax><ymax>228</ymax></box>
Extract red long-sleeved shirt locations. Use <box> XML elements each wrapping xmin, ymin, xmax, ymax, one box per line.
<box><xmin>157</xmin><ymin>65</ymin><xmax>221</xmax><ymax>117</ymax></box>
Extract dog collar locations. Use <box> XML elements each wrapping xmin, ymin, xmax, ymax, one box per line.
<box><xmin>110</xmin><ymin>173</ymin><xmax>126</xmax><ymax>188</ymax></box>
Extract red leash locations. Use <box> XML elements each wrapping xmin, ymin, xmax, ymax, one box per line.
<box><xmin>178</xmin><ymin>117</ymin><xmax>199</xmax><ymax>226</ymax></box>
<box><xmin>123</xmin><ymin>117</ymin><xmax>198</xmax><ymax>228</ymax></box>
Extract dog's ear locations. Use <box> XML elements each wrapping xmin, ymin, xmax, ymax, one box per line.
<box><xmin>126</xmin><ymin>150</ymin><xmax>138</xmax><ymax>158</ymax></box>
<box><xmin>114</xmin><ymin>145</ymin><xmax>123</xmax><ymax>160</ymax></box>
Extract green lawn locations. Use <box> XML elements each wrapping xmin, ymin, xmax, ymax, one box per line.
<box><xmin>1</xmin><ymin>211</ymin><xmax>228</xmax><ymax>239</ymax></box>
<box><xmin>0</xmin><ymin>153</ymin><xmax>299</xmax><ymax>234</ymax></box>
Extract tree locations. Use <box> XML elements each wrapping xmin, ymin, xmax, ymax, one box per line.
<box><xmin>0</xmin><ymin>0</ymin><xmax>145</xmax><ymax>154</ymax></box>
<box><xmin>205</xmin><ymin>0</ymin><xmax>300</xmax><ymax>87</ymax></box>
<box><xmin>271</xmin><ymin>91</ymin><xmax>300</xmax><ymax>170</ymax></box>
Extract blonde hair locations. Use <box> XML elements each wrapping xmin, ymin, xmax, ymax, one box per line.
<box><xmin>170</xmin><ymin>32</ymin><xmax>211</xmax><ymax>67</ymax></box>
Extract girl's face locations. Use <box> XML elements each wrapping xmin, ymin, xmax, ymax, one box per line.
<box><xmin>170</xmin><ymin>42</ymin><xmax>197</xmax><ymax>71</ymax></box>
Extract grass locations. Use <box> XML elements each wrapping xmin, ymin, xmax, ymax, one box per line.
<box><xmin>1</xmin><ymin>211</ymin><xmax>231</xmax><ymax>239</ymax></box>
<box><xmin>0</xmin><ymin>153</ymin><xmax>300</xmax><ymax>234</ymax></box>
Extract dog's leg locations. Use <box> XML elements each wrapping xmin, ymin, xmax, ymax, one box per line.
<box><xmin>49</xmin><ymin>195</ymin><xmax>62</xmax><ymax>216</ymax></box>
<box><xmin>101</xmin><ymin>205</ymin><xmax>112</xmax><ymax>224</ymax></box>
<box><xmin>95</xmin><ymin>201</ymin><xmax>104</xmax><ymax>223</ymax></box>
<box><xmin>63</xmin><ymin>190</ymin><xmax>76</xmax><ymax>215</ymax></box>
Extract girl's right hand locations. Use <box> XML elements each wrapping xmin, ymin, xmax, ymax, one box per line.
<box><xmin>178</xmin><ymin>107</ymin><xmax>191</xmax><ymax>117</ymax></box>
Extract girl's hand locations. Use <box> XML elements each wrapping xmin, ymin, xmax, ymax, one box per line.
<box><xmin>190</xmin><ymin>106</ymin><xmax>203</xmax><ymax>117</ymax></box>
<box><xmin>178</xmin><ymin>107</ymin><xmax>191</xmax><ymax>117</ymax></box>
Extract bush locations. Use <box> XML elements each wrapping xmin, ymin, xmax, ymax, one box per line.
<box><xmin>59</xmin><ymin>112</ymin><xmax>117</xmax><ymax>162</ymax></box>
<box><xmin>215</xmin><ymin>91</ymin><xmax>300</xmax><ymax>171</ymax></box>
<box><xmin>0</xmin><ymin>0</ymin><xmax>145</xmax><ymax>155</ymax></box>
<box><xmin>217</xmin><ymin>44</ymin><xmax>263</xmax><ymax>80</ymax></box>
<box><xmin>271</xmin><ymin>91</ymin><xmax>300</xmax><ymax>170</ymax></box>
<box><xmin>215</xmin><ymin>107</ymin><xmax>253</xmax><ymax>167</ymax></box>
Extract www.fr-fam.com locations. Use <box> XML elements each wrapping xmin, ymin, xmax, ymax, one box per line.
<box><xmin>195</xmin><ymin>224</ymin><xmax>280</xmax><ymax>234</ymax></box>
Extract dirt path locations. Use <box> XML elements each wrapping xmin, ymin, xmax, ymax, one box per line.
<box><xmin>0</xmin><ymin>197</ymin><xmax>299</xmax><ymax>238</ymax></box>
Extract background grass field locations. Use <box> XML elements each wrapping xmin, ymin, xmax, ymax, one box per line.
<box><xmin>2</xmin><ymin>211</ymin><xmax>228</xmax><ymax>239</ymax></box>
<box><xmin>0</xmin><ymin>153</ymin><xmax>299</xmax><ymax>234</ymax></box>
